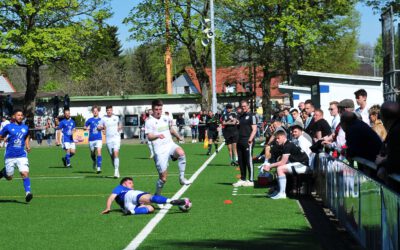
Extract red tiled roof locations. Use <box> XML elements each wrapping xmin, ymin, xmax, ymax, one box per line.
<box><xmin>184</xmin><ymin>66</ymin><xmax>287</xmax><ymax>98</ymax></box>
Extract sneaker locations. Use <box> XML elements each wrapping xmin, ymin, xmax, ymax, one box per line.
<box><xmin>149</xmin><ymin>154</ymin><xmax>154</xmax><ymax>159</ymax></box>
<box><xmin>271</xmin><ymin>193</ymin><xmax>287</xmax><ymax>199</ymax></box>
<box><xmin>25</xmin><ymin>192</ymin><xmax>33</xmax><ymax>202</ymax></box>
<box><xmin>266</xmin><ymin>190</ymin><xmax>279</xmax><ymax>198</ymax></box>
<box><xmin>243</xmin><ymin>180</ymin><xmax>254</xmax><ymax>187</ymax></box>
<box><xmin>61</xmin><ymin>157</ymin><xmax>66</xmax><ymax>167</ymax></box>
<box><xmin>232</xmin><ymin>179</ymin><xmax>246</xmax><ymax>187</ymax></box>
<box><xmin>67</xmin><ymin>164</ymin><xmax>72</xmax><ymax>168</ymax></box>
<box><xmin>206</xmin><ymin>151</ymin><xmax>211</xmax><ymax>156</ymax></box>
<box><xmin>179</xmin><ymin>177</ymin><xmax>191</xmax><ymax>185</ymax></box>
<box><xmin>114</xmin><ymin>169</ymin><xmax>120</xmax><ymax>178</ymax></box>
<box><xmin>170</xmin><ymin>199</ymin><xmax>186</xmax><ymax>206</ymax></box>
<box><xmin>96</xmin><ymin>167</ymin><xmax>101</xmax><ymax>174</ymax></box>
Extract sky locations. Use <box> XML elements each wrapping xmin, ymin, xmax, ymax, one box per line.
<box><xmin>108</xmin><ymin>1</ymin><xmax>382</xmax><ymax>51</ymax></box>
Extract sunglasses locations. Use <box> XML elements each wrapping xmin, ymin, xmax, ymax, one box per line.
<box><xmin>328</xmin><ymin>108</ymin><xmax>333</xmax><ymax>111</ymax></box>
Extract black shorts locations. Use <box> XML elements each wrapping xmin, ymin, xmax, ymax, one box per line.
<box><xmin>207</xmin><ymin>130</ymin><xmax>218</xmax><ymax>140</ymax></box>
<box><xmin>224</xmin><ymin>132</ymin><xmax>238</xmax><ymax>144</ymax></box>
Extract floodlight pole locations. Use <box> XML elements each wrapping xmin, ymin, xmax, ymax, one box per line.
<box><xmin>210</xmin><ymin>0</ymin><xmax>217</xmax><ymax>113</ymax></box>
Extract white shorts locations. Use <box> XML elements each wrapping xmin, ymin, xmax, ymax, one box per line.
<box><xmin>89</xmin><ymin>140</ymin><xmax>103</xmax><ymax>151</ymax></box>
<box><xmin>153</xmin><ymin>143</ymin><xmax>180</xmax><ymax>174</ymax></box>
<box><xmin>106</xmin><ymin>138</ymin><xmax>121</xmax><ymax>154</ymax></box>
<box><xmin>63</xmin><ymin>142</ymin><xmax>76</xmax><ymax>150</ymax></box>
<box><xmin>5</xmin><ymin>157</ymin><xmax>29</xmax><ymax>176</ymax></box>
<box><xmin>124</xmin><ymin>190</ymin><xmax>148</xmax><ymax>212</ymax></box>
<box><xmin>284</xmin><ymin>162</ymin><xmax>309</xmax><ymax>174</ymax></box>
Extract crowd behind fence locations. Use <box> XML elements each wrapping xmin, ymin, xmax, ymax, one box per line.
<box><xmin>315</xmin><ymin>153</ymin><xmax>399</xmax><ymax>250</ymax></box>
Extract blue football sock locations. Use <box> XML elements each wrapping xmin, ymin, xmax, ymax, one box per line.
<box><xmin>133</xmin><ymin>207</ymin><xmax>149</xmax><ymax>215</ymax></box>
<box><xmin>23</xmin><ymin>178</ymin><xmax>31</xmax><ymax>193</ymax></box>
<box><xmin>66</xmin><ymin>153</ymin><xmax>71</xmax><ymax>165</ymax></box>
<box><xmin>97</xmin><ymin>156</ymin><xmax>102</xmax><ymax>168</ymax></box>
<box><xmin>150</xmin><ymin>195</ymin><xmax>168</xmax><ymax>204</ymax></box>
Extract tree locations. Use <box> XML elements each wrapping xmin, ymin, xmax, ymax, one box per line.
<box><xmin>0</xmin><ymin>0</ymin><xmax>111</xmax><ymax>123</ymax></box>
<box><xmin>220</xmin><ymin>0</ymin><xmax>357</xmax><ymax>117</ymax></box>
<box><xmin>124</xmin><ymin>0</ymin><xmax>214</xmax><ymax>109</ymax></box>
<box><xmin>362</xmin><ymin>1</ymin><xmax>400</xmax><ymax>12</ymax></box>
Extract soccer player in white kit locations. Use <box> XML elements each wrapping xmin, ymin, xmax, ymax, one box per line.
<box><xmin>98</xmin><ymin>106</ymin><xmax>122</xmax><ymax>178</ymax></box>
<box><xmin>145</xmin><ymin>100</ymin><xmax>191</xmax><ymax>195</ymax></box>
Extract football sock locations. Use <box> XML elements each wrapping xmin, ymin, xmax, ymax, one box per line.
<box><xmin>150</xmin><ymin>195</ymin><xmax>168</xmax><ymax>204</ymax></box>
<box><xmin>114</xmin><ymin>158</ymin><xmax>119</xmax><ymax>170</ymax></box>
<box><xmin>155</xmin><ymin>179</ymin><xmax>165</xmax><ymax>195</ymax></box>
<box><xmin>147</xmin><ymin>142</ymin><xmax>154</xmax><ymax>156</ymax></box>
<box><xmin>91</xmin><ymin>152</ymin><xmax>96</xmax><ymax>162</ymax></box>
<box><xmin>66</xmin><ymin>153</ymin><xmax>71</xmax><ymax>166</ymax></box>
<box><xmin>97</xmin><ymin>156</ymin><xmax>102</xmax><ymax>168</ymax></box>
<box><xmin>278</xmin><ymin>176</ymin><xmax>287</xmax><ymax>194</ymax></box>
<box><xmin>207</xmin><ymin>144</ymin><xmax>211</xmax><ymax>153</ymax></box>
<box><xmin>178</xmin><ymin>155</ymin><xmax>186</xmax><ymax>178</ymax></box>
<box><xmin>214</xmin><ymin>143</ymin><xmax>218</xmax><ymax>150</ymax></box>
<box><xmin>23</xmin><ymin>178</ymin><xmax>31</xmax><ymax>193</ymax></box>
<box><xmin>133</xmin><ymin>207</ymin><xmax>149</xmax><ymax>215</ymax></box>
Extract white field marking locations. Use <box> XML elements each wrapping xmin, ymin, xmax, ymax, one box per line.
<box><xmin>124</xmin><ymin>143</ymin><xmax>225</xmax><ymax>250</ymax></box>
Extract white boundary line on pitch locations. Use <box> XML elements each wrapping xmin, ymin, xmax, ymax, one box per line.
<box><xmin>124</xmin><ymin>143</ymin><xmax>225</xmax><ymax>250</ymax></box>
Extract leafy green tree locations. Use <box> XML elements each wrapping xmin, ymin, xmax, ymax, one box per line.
<box><xmin>220</xmin><ymin>0</ymin><xmax>357</xmax><ymax>117</ymax></box>
<box><xmin>0</xmin><ymin>0</ymin><xmax>111</xmax><ymax>122</ymax></box>
<box><xmin>124</xmin><ymin>0</ymin><xmax>214</xmax><ymax>109</ymax></box>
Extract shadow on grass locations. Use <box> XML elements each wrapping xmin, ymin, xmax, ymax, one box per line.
<box><xmin>48</xmin><ymin>166</ymin><xmax>67</xmax><ymax>169</ymax></box>
<box><xmin>0</xmin><ymin>199</ymin><xmax>28</xmax><ymax>204</ymax></box>
<box><xmin>158</xmin><ymin>228</ymin><xmax>320</xmax><ymax>250</ymax></box>
<box><xmin>216</xmin><ymin>182</ymin><xmax>235</xmax><ymax>186</ymax></box>
<box><xmin>208</xmin><ymin>163</ymin><xmax>230</xmax><ymax>167</ymax></box>
<box><xmin>73</xmin><ymin>171</ymin><xmax>96</xmax><ymax>174</ymax></box>
<box><xmin>85</xmin><ymin>176</ymin><xmax>117</xmax><ymax>179</ymax></box>
<box><xmin>135</xmin><ymin>157</ymin><xmax>153</xmax><ymax>160</ymax></box>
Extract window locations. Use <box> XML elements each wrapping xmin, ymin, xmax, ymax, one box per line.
<box><xmin>125</xmin><ymin>115</ymin><xmax>139</xmax><ymax>126</ymax></box>
<box><xmin>184</xmin><ymin>86</ymin><xmax>190</xmax><ymax>94</ymax></box>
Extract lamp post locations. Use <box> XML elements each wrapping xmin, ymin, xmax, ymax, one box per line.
<box><xmin>210</xmin><ymin>0</ymin><xmax>217</xmax><ymax>113</ymax></box>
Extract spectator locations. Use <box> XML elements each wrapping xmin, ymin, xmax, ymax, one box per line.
<box><xmin>262</xmin><ymin>130</ymin><xmax>310</xmax><ymax>199</ymax></box>
<box><xmin>139</xmin><ymin>112</ymin><xmax>147</xmax><ymax>144</ymax></box>
<box><xmin>368</xmin><ymin>105</ymin><xmax>387</xmax><ymax>141</ymax></box>
<box><xmin>308</xmin><ymin>109</ymin><xmax>332</xmax><ymax>141</ymax></box>
<box><xmin>341</xmin><ymin>111</ymin><xmax>382</xmax><ymax>162</ymax></box>
<box><xmin>329</xmin><ymin>101</ymin><xmax>340</xmax><ymax>133</ymax></box>
<box><xmin>45</xmin><ymin>118</ymin><xmax>56</xmax><ymax>146</ymax></box>
<box><xmin>176</xmin><ymin>114</ymin><xmax>186</xmax><ymax>143</ymax></box>
<box><xmin>233</xmin><ymin>100</ymin><xmax>257</xmax><ymax>187</ymax></box>
<box><xmin>290</xmin><ymin>109</ymin><xmax>304</xmax><ymax>128</ymax></box>
<box><xmin>304</xmin><ymin>100</ymin><xmax>315</xmax><ymax>133</ymax></box>
<box><xmin>290</xmin><ymin>122</ymin><xmax>313</xmax><ymax>166</ymax></box>
<box><xmin>189</xmin><ymin>113</ymin><xmax>199</xmax><ymax>143</ymax></box>
<box><xmin>376</xmin><ymin>101</ymin><xmax>400</xmax><ymax>179</ymax></box>
<box><xmin>354</xmin><ymin>89</ymin><xmax>370</xmax><ymax>125</ymax></box>
<box><xmin>298</xmin><ymin>102</ymin><xmax>305</xmax><ymax>112</ymax></box>
<box><xmin>282</xmin><ymin>108</ymin><xmax>294</xmax><ymax>126</ymax></box>
<box><xmin>198</xmin><ymin>110</ymin><xmax>207</xmax><ymax>142</ymax></box>
<box><xmin>0</xmin><ymin>116</ymin><xmax>10</xmax><ymax>148</ymax></box>
<box><xmin>35</xmin><ymin>117</ymin><xmax>44</xmax><ymax>145</ymax></box>
<box><xmin>301</xmin><ymin>109</ymin><xmax>309</xmax><ymax>125</ymax></box>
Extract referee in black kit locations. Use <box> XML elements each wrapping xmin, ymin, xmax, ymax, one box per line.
<box><xmin>233</xmin><ymin>100</ymin><xmax>257</xmax><ymax>187</ymax></box>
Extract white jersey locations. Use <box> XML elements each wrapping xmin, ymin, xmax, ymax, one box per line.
<box><xmin>100</xmin><ymin>115</ymin><xmax>120</xmax><ymax>141</ymax></box>
<box><xmin>145</xmin><ymin>115</ymin><xmax>174</xmax><ymax>151</ymax></box>
<box><xmin>356</xmin><ymin>106</ymin><xmax>370</xmax><ymax>126</ymax></box>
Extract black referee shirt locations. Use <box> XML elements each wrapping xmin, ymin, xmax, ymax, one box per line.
<box><xmin>238</xmin><ymin>111</ymin><xmax>257</xmax><ymax>143</ymax></box>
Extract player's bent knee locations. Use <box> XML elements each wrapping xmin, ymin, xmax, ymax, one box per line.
<box><xmin>139</xmin><ymin>194</ymin><xmax>152</xmax><ymax>204</ymax></box>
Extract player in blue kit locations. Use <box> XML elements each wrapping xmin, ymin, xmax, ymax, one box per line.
<box><xmin>0</xmin><ymin>109</ymin><xmax>33</xmax><ymax>202</ymax></box>
<box><xmin>56</xmin><ymin>109</ymin><xmax>76</xmax><ymax>168</ymax></box>
<box><xmin>84</xmin><ymin>105</ymin><xmax>103</xmax><ymax>173</ymax></box>
<box><xmin>101</xmin><ymin>177</ymin><xmax>188</xmax><ymax>215</ymax></box>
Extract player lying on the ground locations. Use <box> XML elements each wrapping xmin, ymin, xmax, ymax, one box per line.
<box><xmin>0</xmin><ymin>109</ymin><xmax>33</xmax><ymax>202</ymax></box>
<box><xmin>101</xmin><ymin>177</ymin><xmax>189</xmax><ymax>215</ymax></box>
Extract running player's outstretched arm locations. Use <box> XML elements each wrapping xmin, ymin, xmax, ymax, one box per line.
<box><xmin>170</xmin><ymin>127</ymin><xmax>182</xmax><ymax>141</ymax></box>
<box><xmin>102</xmin><ymin>193</ymin><xmax>117</xmax><ymax>214</ymax></box>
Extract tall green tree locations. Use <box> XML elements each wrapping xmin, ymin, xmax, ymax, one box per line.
<box><xmin>0</xmin><ymin>0</ymin><xmax>111</xmax><ymax>122</ymax></box>
<box><xmin>124</xmin><ymin>0</ymin><xmax>214</xmax><ymax>109</ymax></box>
<box><xmin>220</xmin><ymin>0</ymin><xmax>357</xmax><ymax>117</ymax></box>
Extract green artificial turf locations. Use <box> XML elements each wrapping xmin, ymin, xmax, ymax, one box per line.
<box><xmin>0</xmin><ymin>143</ymin><xmax>321</xmax><ymax>250</ymax></box>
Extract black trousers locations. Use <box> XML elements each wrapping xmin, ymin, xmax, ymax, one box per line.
<box><xmin>237</xmin><ymin>142</ymin><xmax>254</xmax><ymax>181</ymax></box>
<box><xmin>198</xmin><ymin>126</ymin><xmax>206</xmax><ymax>142</ymax></box>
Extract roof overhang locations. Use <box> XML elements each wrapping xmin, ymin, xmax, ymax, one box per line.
<box><xmin>292</xmin><ymin>70</ymin><xmax>383</xmax><ymax>86</ymax></box>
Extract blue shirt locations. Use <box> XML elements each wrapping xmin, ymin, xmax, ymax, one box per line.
<box><xmin>112</xmin><ymin>185</ymin><xmax>132</xmax><ymax>208</ymax></box>
<box><xmin>58</xmin><ymin>118</ymin><xmax>76</xmax><ymax>143</ymax></box>
<box><xmin>85</xmin><ymin>117</ymin><xmax>102</xmax><ymax>141</ymax></box>
<box><xmin>1</xmin><ymin>123</ymin><xmax>29</xmax><ymax>159</ymax></box>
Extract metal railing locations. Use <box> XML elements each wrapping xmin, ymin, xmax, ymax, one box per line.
<box><xmin>315</xmin><ymin>153</ymin><xmax>399</xmax><ymax>250</ymax></box>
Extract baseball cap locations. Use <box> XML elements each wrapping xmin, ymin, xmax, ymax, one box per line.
<box><xmin>338</xmin><ymin>99</ymin><xmax>355</xmax><ymax>109</ymax></box>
